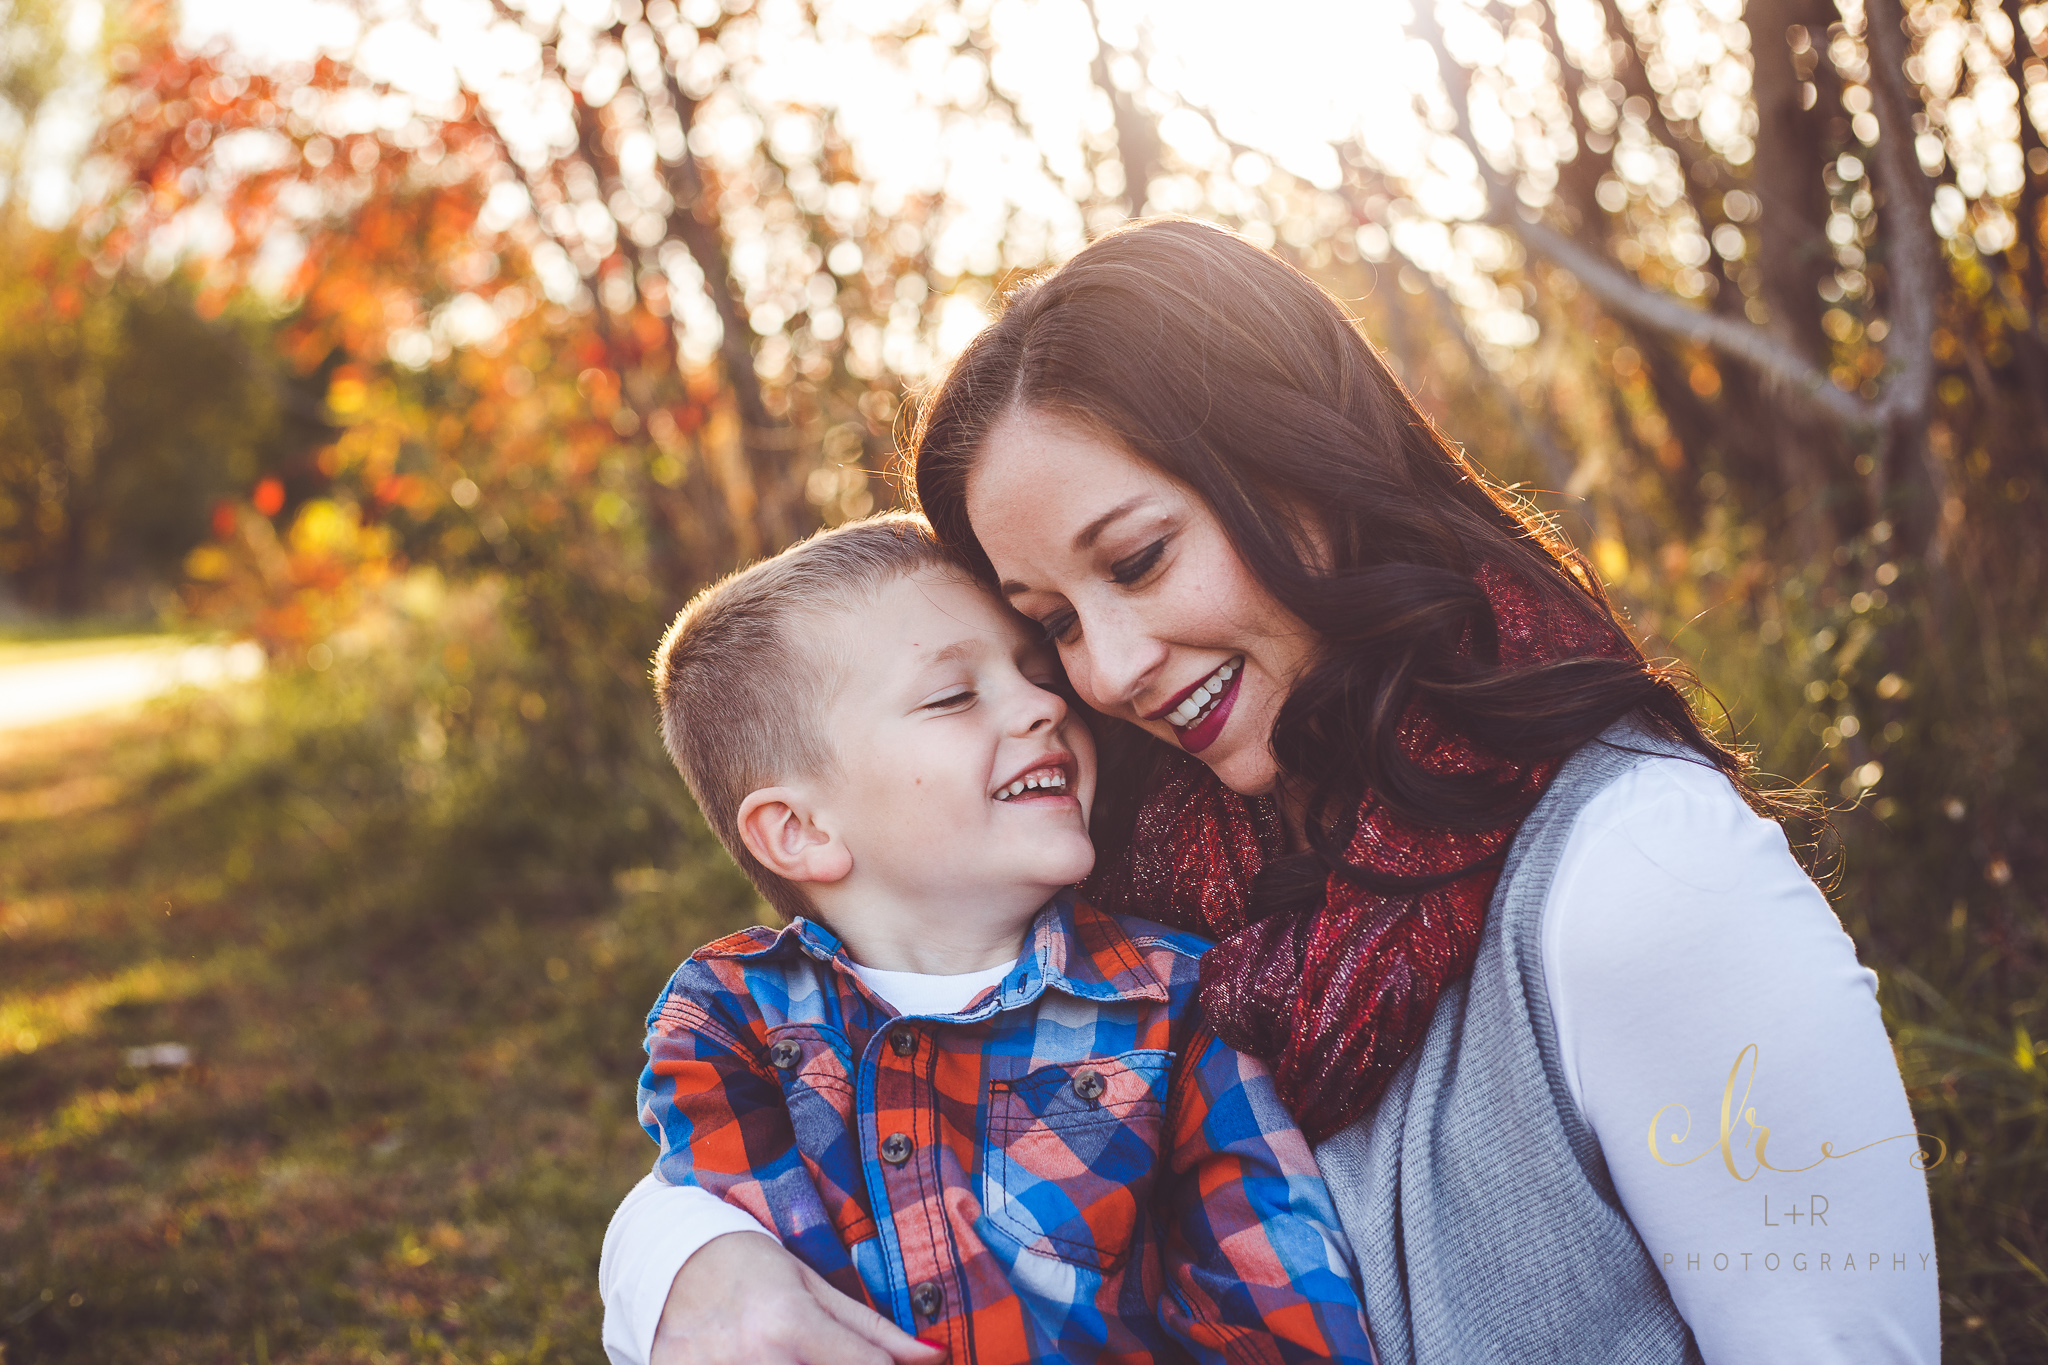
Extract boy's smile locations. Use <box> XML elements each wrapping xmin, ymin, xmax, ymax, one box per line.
<box><xmin>992</xmin><ymin>757</ymin><xmax>1074</xmax><ymax>802</ymax></box>
<box><xmin>767</xmin><ymin>567</ymin><xmax>1097</xmax><ymax>973</ymax></box>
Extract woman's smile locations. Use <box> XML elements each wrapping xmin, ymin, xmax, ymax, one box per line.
<box><xmin>1145</xmin><ymin>655</ymin><xmax>1243</xmax><ymax>753</ymax></box>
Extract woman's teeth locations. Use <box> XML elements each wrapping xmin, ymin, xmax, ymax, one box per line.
<box><xmin>1167</xmin><ymin>658</ymin><xmax>1241</xmax><ymax>729</ymax></box>
<box><xmin>995</xmin><ymin>769</ymin><xmax>1068</xmax><ymax>801</ymax></box>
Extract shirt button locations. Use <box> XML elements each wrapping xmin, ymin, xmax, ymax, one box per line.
<box><xmin>769</xmin><ymin>1040</ymin><xmax>802</xmax><ymax>1071</ymax></box>
<box><xmin>910</xmin><ymin>1280</ymin><xmax>944</xmax><ymax>1321</ymax></box>
<box><xmin>880</xmin><ymin>1131</ymin><xmax>913</xmax><ymax>1165</ymax></box>
<box><xmin>889</xmin><ymin>1027</ymin><xmax>917</xmax><ymax>1057</ymax></box>
<box><xmin>1071</xmin><ymin>1068</ymin><xmax>1105</xmax><ymax>1102</ymax></box>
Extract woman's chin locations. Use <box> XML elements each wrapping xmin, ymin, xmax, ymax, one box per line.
<box><xmin>1193</xmin><ymin>739</ymin><xmax>1282</xmax><ymax>798</ymax></box>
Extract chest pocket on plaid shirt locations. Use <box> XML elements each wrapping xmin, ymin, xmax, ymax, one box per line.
<box><xmin>981</xmin><ymin>1050</ymin><xmax>1174</xmax><ymax>1270</ymax></box>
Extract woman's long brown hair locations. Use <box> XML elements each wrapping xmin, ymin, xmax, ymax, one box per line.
<box><xmin>910</xmin><ymin>217</ymin><xmax>1811</xmax><ymax>881</ymax></box>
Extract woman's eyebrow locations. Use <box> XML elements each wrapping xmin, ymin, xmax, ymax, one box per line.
<box><xmin>1073</xmin><ymin>497</ymin><xmax>1148</xmax><ymax>551</ymax></box>
<box><xmin>999</xmin><ymin>496</ymin><xmax>1150</xmax><ymax>599</ymax></box>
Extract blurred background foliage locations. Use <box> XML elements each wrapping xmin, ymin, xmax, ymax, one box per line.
<box><xmin>1</xmin><ymin>0</ymin><xmax>2044</xmax><ymax>1358</ymax></box>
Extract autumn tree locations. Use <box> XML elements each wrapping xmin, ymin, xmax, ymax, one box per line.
<box><xmin>72</xmin><ymin>0</ymin><xmax>1153</xmax><ymax>865</ymax></box>
<box><xmin>0</xmin><ymin>231</ymin><xmax>313</xmax><ymax>612</ymax></box>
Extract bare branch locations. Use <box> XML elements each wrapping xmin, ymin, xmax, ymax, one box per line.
<box><xmin>1531</xmin><ymin>0</ymin><xmax>1612</xmax><ymax>231</ymax></box>
<box><xmin>1592</xmin><ymin>0</ymin><xmax>1717</xmax><ymax>201</ymax></box>
<box><xmin>1409</xmin><ymin>0</ymin><xmax>1876</xmax><ymax>432</ymax></box>
<box><xmin>1418</xmin><ymin>270</ymin><xmax>1581</xmax><ymax>503</ymax></box>
<box><xmin>1407</xmin><ymin>0</ymin><xmax>1488</xmax><ymax>175</ymax></box>
<box><xmin>646</xmin><ymin>39</ymin><xmax>808</xmax><ymax>548</ymax></box>
<box><xmin>1858</xmin><ymin>0</ymin><xmax>1953</xmax><ymax>561</ymax></box>
<box><xmin>1863</xmin><ymin>0</ymin><xmax>1940</xmax><ymax>431</ymax></box>
<box><xmin>1511</xmin><ymin>215</ymin><xmax>1876</xmax><ymax>429</ymax></box>
<box><xmin>1080</xmin><ymin>0</ymin><xmax>1159</xmax><ymax>213</ymax></box>
<box><xmin>2003</xmin><ymin>0</ymin><xmax>2048</xmax><ymax>309</ymax></box>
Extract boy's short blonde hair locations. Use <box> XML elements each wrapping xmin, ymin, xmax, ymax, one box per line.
<box><xmin>653</xmin><ymin>512</ymin><xmax>961</xmax><ymax>920</ymax></box>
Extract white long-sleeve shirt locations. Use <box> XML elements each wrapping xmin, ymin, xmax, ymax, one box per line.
<box><xmin>598</xmin><ymin>755</ymin><xmax>1939</xmax><ymax>1364</ymax></box>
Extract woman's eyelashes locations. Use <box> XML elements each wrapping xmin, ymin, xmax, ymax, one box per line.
<box><xmin>1024</xmin><ymin>666</ymin><xmax>1077</xmax><ymax>704</ymax></box>
<box><xmin>1040</xmin><ymin>608</ymin><xmax>1079</xmax><ymax>644</ymax></box>
<box><xmin>1035</xmin><ymin>538</ymin><xmax>1171</xmax><ymax>642</ymax></box>
<box><xmin>1109</xmin><ymin>537</ymin><xmax>1168</xmax><ymax>586</ymax></box>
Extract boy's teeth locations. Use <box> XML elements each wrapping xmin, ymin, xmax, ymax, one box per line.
<box><xmin>997</xmin><ymin>769</ymin><xmax>1067</xmax><ymax>800</ymax></box>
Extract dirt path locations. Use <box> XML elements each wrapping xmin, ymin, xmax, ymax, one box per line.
<box><xmin>0</xmin><ymin>639</ymin><xmax>264</xmax><ymax>733</ymax></box>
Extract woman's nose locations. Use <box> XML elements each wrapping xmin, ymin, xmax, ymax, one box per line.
<box><xmin>1068</xmin><ymin>607</ymin><xmax>1168</xmax><ymax>715</ymax></box>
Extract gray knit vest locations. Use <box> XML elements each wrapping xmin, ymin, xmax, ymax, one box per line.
<box><xmin>1314</xmin><ymin>722</ymin><xmax>1706</xmax><ymax>1365</ymax></box>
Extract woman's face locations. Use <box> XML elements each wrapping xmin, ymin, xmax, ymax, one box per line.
<box><xmin>964</xmin><ymin>406</ymin><xmax>1317</xmax><ymax>798</ymax></box>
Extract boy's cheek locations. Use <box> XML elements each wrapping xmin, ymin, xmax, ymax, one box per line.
<box><xmin>885</xmin><ymin>767</ymin><xmax>978</xmax><ymax>832</ymax></box>
<box><xmin>1063</xmin><ymin>723</ymin><xmax>1101</xmax><ymax>819</ymax></box>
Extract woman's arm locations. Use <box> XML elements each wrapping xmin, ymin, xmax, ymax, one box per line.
<box><xmin>598</xmin><ymin>1176</ymin><xmax>772</xmax><ymax>1365</ymax></box>
<box><xmin>600</xmin><ymin>1201</ymin><xmax>945</xmax><ymax>1365</ymax></box>
<box><xmin>1544</xmin><ymin>756</ymin><xmax>1938</xmax><ymax>1364</ymax></box>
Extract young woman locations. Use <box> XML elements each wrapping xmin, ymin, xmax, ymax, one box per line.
<box><xmin>600</xmin><ymin>220</ymin><xmax>1938</xmax><ymax>1365</ymax></box>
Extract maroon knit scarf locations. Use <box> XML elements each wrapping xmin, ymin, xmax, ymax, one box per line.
<box><xmin>1085</xmin><ymin>566</ymin><xmax>1626</xmax><ymax>1144</ymax></box>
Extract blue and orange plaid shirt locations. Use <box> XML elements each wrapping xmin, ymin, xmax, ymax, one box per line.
<box><xmin>636</xmin><ymin>894</ymin><xmax>1375</xmax><ymax>1364</ymax></box>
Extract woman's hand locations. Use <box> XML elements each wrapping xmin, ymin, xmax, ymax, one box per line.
<box><xmin>649</xmin><ymin>1232</ymin><xmax>947</xmax><ymax>1365</ymax></box>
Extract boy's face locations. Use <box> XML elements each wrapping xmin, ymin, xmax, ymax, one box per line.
<box><xmin>809</xmin><ymin>568</ymin><xmax>1098</xmax><ymax>917</ymax></box>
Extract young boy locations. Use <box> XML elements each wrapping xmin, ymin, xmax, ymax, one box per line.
<box><xmin>632</xmin><ymin>513</ymin><xmax>1373</xmax><ymax>1364</ymax></box>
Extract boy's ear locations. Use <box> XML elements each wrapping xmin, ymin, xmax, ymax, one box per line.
<box><xmin>736</xmin><ymin>787</ymin><xmax>852</xmax><ymax>886</ymax></box>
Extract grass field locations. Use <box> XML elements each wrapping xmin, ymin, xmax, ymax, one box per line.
<box><xmin>0</xmin><ymin>682</ymin><xmax>761</xmax><ymax>1364</ymax></box>
<box><xmin>1</xmin><ymin>647</ymin><xmax>2043</xmax><ymax>1362</ymax></box>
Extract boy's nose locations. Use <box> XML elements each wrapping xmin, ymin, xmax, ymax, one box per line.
<box><xmin>1010</xmin><ymin>679</ymin><xmax>1067</xmax><ymax>736</ymax></box>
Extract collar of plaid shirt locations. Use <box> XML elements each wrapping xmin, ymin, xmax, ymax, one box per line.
<box><xmin>697</xmin><ymin>892</ymin><xmax>1172</xmax><ymax>1014</ymax></box>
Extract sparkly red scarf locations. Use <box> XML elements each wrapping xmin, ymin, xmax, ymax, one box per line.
<box><xmin>1085</xmin><ymin>566</ymin><xmax>1625</xmax><ymax>1144</ymax></box>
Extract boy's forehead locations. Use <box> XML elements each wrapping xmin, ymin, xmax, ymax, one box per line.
<box><xmin>838</xmin><ymin>570</ymin><xmax>1029</xmax><ymax>677</ymax></box>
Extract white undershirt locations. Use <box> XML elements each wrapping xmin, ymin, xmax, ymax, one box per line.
<box><xmin>846</xmin><ymin>957</ymin><xmax>1018</xmax><ymax>1018</ymax></box>
<box><xmin>598</xmin><ymin>755</ymin><xmax>1938</xmax><ymax>1365</ymax></box>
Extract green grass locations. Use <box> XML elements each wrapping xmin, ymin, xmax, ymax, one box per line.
<box><xmin>0</xmin><ymin>675</ymin><xmax>764</xmax><ymax>1364</ymax></box>
<box><xmin>0</xmin><ymin>613</ymin><xmax>176</xmax><ymax>648</ymax></box>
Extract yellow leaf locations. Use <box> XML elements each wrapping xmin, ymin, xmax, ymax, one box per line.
<box><xmin>288</xmin><ymin>499</ymin><xmax>363</xmax><ymax>558</ymax></box>
<box><xmin>184</xmin><ymin>544</ymin><xmax>232</xmax><ymax>581</ymax></box>
<box><xmin>328</xmin><ymin>375</ymin><xmax>369</xmax><ymax>416</ymax></box>
<box><xmin>1592</xmin><ymin>537</ymin><xmax>1629</xmax><ymax>582</ymax></box>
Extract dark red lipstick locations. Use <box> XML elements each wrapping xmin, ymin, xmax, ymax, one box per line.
<box><xmin>1173</xmin><ymin>668</ymin><xmax>1240</xmax><ymax>754</ymax></box>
